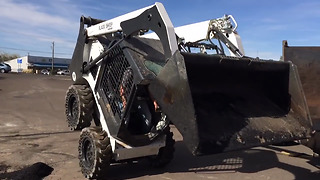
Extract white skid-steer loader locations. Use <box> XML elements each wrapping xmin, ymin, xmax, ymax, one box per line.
<box><xmin>65</xmin><ymin>2</ymin><xmax>320</xmax><ymax>179</ymax></box>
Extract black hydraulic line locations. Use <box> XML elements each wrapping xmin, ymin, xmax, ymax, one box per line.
<box><xmin>82</xmin><ymin>16</ymin><xmax>105</xmax><ymax>27</ymax></box>
<box><xmin>217</xmin><ymin>39</ymin><xmax>225</xmax><ymax>55</ymax></box>
<box><xmin>208</xmin><ymin>38</ymin><xmax>224</xmax><ymax>55</ymax></box>
<box><xmin>83</xmin><ymin>38</ymin><xmax>125</xmax><ymax>73</ymax></box>
<box><xmin>210</xmin><ymin>27</ymin><xmax>243</xmax><ymax>57</ymax></box>
<box><xmin>207</xmin><ymin>29</ymin><xmax>224</xmax><ymax>55</ymax></box>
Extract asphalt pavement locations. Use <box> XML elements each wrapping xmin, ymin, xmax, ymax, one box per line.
<box><xmin>0</xmin><ymin>73</ymin><xmax>319</xmax><ymax>180</ymax></box>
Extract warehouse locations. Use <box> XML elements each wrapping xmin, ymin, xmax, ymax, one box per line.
<box><xmin>6</xmin><ymin>55</ymin><xmax>71</xmax><ymax>73</ymax></box>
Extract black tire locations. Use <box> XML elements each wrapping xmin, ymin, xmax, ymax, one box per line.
<box><xmin>148</xmin><ymin>127</ymin><xmax>175</xmax><ymax>168</ymax></box>
<box><xmin>79</xmin><ymin>127</ymin><xmax>112</xmax><ymax>179</ymax></box>
<box><xmin>65</xmin><ymin>85</ymin><xmax>93</xmax><ymax>130</ymax></box>
<box><xmin>0</xmin><ymin>69</ymin><xmax>5</xmax><ymax>73</ymax></box>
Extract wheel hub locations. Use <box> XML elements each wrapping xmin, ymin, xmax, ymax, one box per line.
<box><xmin>68</xmin><ymin>95</ymin><xmax>78</xmax><ymax>122</ymax></box>
<box><xmin>82</xmin><ymin>137</ymin><xmax>95</xmax><ymax>170</ymax></box>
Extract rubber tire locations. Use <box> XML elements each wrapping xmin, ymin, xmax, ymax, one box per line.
<box><xmin>79</xmin><ymin>127</ymin><xmax>112</xmax><ymax>179</ymax></box>
<box><xmin>148</xmin><ymin>127</ymin><xmax>175</xmax><ymax>168</ymax></box>
<box><xmin>0</xmin><ymin>69</ymin><xmax>5</xmax><ymax>73</ymax></box>
<box><xmin>65</xmin><ymin>85</ymin><xmax>93</xmax><ymax>131</ymax></box>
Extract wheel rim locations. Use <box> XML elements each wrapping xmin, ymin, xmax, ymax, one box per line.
<box><xmin>68</xmin><ymin>94</ymin><xmax>78</xmax><ymax>120</ymax></box>
<box><xmin>82</xmin><ymin>137</ymin><xmax>95</xmax><ymax>170</ymax></box>
<box><xmin>0</xmin><ymin>69</ymin><xmax>4</xmax><ymax>73</ymax></box>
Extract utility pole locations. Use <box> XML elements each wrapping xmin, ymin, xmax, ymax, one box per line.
<box><xmin>51</xmin><ymin>41</ymin><xmax>54</xmax><ymax>74</ymax></box>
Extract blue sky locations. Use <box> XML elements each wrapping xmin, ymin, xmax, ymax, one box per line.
<box><xmin>0</xmin><ymin>0</ymin><xmax>320</xmax><ymax>60</ymax></box>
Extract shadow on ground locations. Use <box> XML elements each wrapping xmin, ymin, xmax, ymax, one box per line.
<box><xmin>0</xmin><ymin>162</ymin><xmax>53</xmax><ymax>180</ymax></box>
<box><xmin>103</xmin><ymin>142</ymin><xmax>320</xmax><ymax>180</ymax></box>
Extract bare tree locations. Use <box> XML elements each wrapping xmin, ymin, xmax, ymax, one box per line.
<box><xmin>0</xmin><ymin>52</ymin><xmax>20</xmax><ymax>62</ymax></box>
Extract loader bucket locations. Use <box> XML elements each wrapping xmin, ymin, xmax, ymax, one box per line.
<box><xmin>283</xmin><ymin>40</ymin><xmax>320</xmax><ymax>131</ymax></box>
<box><xmin>149</xmin><ymin>51</ymin><xmax>312</xmax><ymax>156</ymax></box>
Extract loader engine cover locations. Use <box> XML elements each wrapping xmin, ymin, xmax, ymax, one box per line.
<box><xmin>149</xmin><ymin>51</ymin><xmax>312</xmax><ymax>156</ymax></box>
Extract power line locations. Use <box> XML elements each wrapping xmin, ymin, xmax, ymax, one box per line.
<box><xmin>0</xmin><ymin>46</ymin><xmax>72</xmax><ymax>55</ymax></box>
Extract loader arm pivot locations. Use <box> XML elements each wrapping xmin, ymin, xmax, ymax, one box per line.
<box><xmin>70</xmin><ymin>2</ymin><xmax>178</xmax><ymax>84</ymax></box>
<box><xmin>120</xmin><ymin>4</ymin><xmax>178</xmax><ymax>60</ymax></box>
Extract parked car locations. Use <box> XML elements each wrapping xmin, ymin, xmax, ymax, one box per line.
<box><xmin>40</xmin><ymin>69</ymin><xmax>50</xmax><ymax>75</ymax></box>
<box><xmin>0</xmin><ymin>62</ymin><xmax>11</xmax><ymax>73</ymax></box>
<box><xmin>57</xmin><ymin>70</ymin><xmax>70</xmax><ymax>75</ymax></box>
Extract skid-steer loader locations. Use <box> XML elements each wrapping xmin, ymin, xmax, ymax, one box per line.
<box><xmin>65</xmin><ymin>2</ymin><xmax>317</xmax><ymax>179</ymax></box>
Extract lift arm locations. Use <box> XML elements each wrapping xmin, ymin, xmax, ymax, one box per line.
<box><xmin>143</xmin><ymin>15</ymin><xmax>245</xmax><ymax>57</ymax></box>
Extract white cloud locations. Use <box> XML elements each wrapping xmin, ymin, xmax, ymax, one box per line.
<box><xmin>0</xmin><ymin>0</ymin><xmax>78</xmax><ymax>30</ymax></box>
<box><xmin>0</xmin><ymin>0</ymin><xmax>81</xmax><ymax>57</ymax></box>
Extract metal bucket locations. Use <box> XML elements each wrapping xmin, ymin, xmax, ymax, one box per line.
<box><xmin>149</xmin><ymin>51</ymin><xmax>312</xmax><ymax>155</ymax></box>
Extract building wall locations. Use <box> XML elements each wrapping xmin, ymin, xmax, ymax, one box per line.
<box><xmin>27</xmin><ymin>55</ymin><xmax>70</xmax><ymax>65</ymax></box>
<box><xmin>6</xmin><ymin>56</ymin><xmax>28</xmax><ymax>72</ymax></box>
<box><xmin>6</xmin><ymin>55</ymin><xmax>71</xmax><ymax>73</ymax></box>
